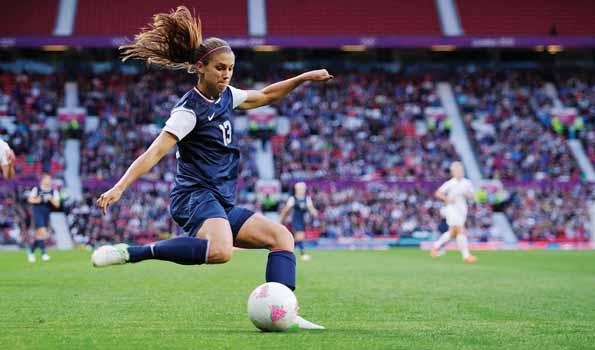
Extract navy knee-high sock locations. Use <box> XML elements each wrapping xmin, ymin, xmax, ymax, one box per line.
<box><xmin>29</xmin><ymin>240</ymin><xmax>38</xmax><ymax>254</ymax></box>
<box><xmin>296</xmin><ymin>241</ymin><xmax>305</xmax><ymax>255</ymax></box>
<box><xmin>266</xmin><ymin>250</ymin><xmax>296</xmax><ymax>290</ymax></box>
<box><xmin>127</xmin><ymin>236</ymin><xmax>209</xmax><ymax>265</ymax></box>
<box><xmin>38</xmin><ymin>240</ymin><xmax>46</xmax><ymax>255</ymax></box>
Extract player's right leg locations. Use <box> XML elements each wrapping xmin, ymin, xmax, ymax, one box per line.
<box><xmin>92</xmin><ymin>218</ymin><xmax>232</xmax><ymax>267</ymax></box>
<box><xmin>456</xmin><ymin>226</ymin><xmax>477</xmax><ymax>263</ymax></box>
<box><xmin>36</xmin><ymin>227</ymin><xmax>51</xmax><ymax>261</ymax></box>
<box><xmin>294</xmin><ymin>231</ymin><xmax>310</xmax><ymax>261</ymax></box>
<box><xmin>92</xmin><ymin>190</ymin><xmax>232</xmax><ymax>267</ymax></box>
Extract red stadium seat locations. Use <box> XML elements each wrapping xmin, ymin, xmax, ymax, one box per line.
<box><xmin>74</xmin><ymin>0</ymin><xmax>247</xmax><ymax>36</ymax></box>
<box><xmin>267</xmin><ymin>0</ymin><xmax>441</xmax><ymax>35</ymax></box>
<box><xmin>0</xmin><ymin>0</ymin><xmax>58</xmax><ymax>35</ymax></box>
<box><xmin>457</xmin><ymin>0</ymin><xmax>595</xmax><ymax>35</ymax></box>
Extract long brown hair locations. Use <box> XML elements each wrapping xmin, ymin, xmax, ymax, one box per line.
<box><xmin>120</xmin><ymin>6</ymin><xmax>231</xmax><ymax>73</ymax></box>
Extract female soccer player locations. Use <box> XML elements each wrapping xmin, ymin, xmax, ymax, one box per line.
<box><xmin>279</xmin><ymin>182</ymin><xmax>319</xmax><ymax>261</ymax></box>
<box><xmin>91</xmin><ymin>6</ymin><xmax>331</xmax><ymax>329</ymax></box>
<box><xmin>27</xmin><ymin>174</ymin><xmax>60</xmax><ymax>262</ymax></box>
<box><xmin>430</xmin><ymin>162</ymin><xmax>478</xmax><ymax>263</ymax></box>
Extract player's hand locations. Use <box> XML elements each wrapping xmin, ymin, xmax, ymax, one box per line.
<box><xmin>96</xmin><ymin>187</ymin><xmax>123</xmax><ymax>215</ymax></box>
<box><xmin>302</xmin><ymin>69</ymin><xmax>333</xmax><ymax>82</ymax></box>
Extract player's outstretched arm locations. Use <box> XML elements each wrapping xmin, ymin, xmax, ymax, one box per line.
<box><xmin>237</xmin><ymin>69</ymin><xmax>333</xmax><ymax>110</ymax></box>
<box><xmin>97</xmin><ymin>131</ymin><xmax>177</xmax><ymax>214</ymax></box>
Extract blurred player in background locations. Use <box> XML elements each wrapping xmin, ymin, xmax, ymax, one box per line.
<box><xmin>91</xmin><ymin>6</ymin><xmax>331</xmax><ymax>329</ymax></box>
<box><xmin>431</xmin><ymin>162</ymin><xmax>477</xmax><ymax>263</ymax></box>
<box><xmin>279</xmin><ymin>182</ymin><xmax>318</xmax><ymax>261</ymax></box>
<box><xmin>0</xmin><ymin>139</ymin><xmax>16</xmax><ymax>179</ymax></box>
<box><xmin>27</xmin><ymin>174</ymin><xmax>60</xmax><ymax>262</ymax></box>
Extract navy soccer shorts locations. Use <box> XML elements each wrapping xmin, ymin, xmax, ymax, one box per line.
<box><xmin>170</xmin><ymin>188</ymin><xmax>255</xmax><ymax>239</ymax></box>
<box><xmin>291</xmin><ymin>221</ymin><xmax>306</xmax><ymax>233</ymax></box>
<box><xmin>32</xmin><ymin>207</ymin><xmax>50</xmax><ymax>229</ymax></box>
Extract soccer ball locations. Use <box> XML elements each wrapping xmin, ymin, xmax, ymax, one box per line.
<box><xmin>247</xmin><ymin>282</ymin><xmax>298</xmax><ymax>332</ymax></box>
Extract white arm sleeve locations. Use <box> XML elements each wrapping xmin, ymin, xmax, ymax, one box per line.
<box><xmin>30</xmin><ymin>187</ymin><xmax>38</xmax><ymax>197</ymax></box>
<box><xmin>0</xmin><ymin>139</ymin><xmax>9</xmax><ymax>166</ymax></box>
<box><xmin>285</xmin><ymin>196</ymin><xmax>295</xmax><ymax>208</ymax></box>
<box><xmin>229</xmin><ymin>85</ymin><xmax>248</xmax><ymax>109</ymax></box>
<box><xmin>163</xmin><ymin>107</ymin><xmax>197</xmax><ymax>141</ymax></box>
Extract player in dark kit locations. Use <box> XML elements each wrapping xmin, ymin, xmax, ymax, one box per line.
<box><xmin>92</xmin><ymin>6</ymin><xmax>331</xmax><ymax>329</ymax></box>
<box><xmin>27</xmin><ymin>174</ymin><xmax>60</xmax><ymax>262</ymax></box>
<box><xmin>279</xmin><ymin>182</ymin><xmax>319</xmax><ymax>261</ymax></box>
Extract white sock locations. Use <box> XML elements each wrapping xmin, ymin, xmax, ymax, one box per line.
<box><xmin>434</xmin><ymin>232</ymin><xmax>451</xmax><ymax>249</ymax></box>
<box><xmin>456</xmin><ymin>234</ymin><xmax>471</xmax><ymax>259</ymax></box>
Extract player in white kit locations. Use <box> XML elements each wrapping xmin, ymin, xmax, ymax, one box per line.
<box><xmin>431</xmin><ymin>162</ymin><xmax>477</xmax><ymax>263</ymax></box>
<box><xmin>0</xmin><ymin>139</ymin><xmax>15</xmax><ymax>180</ymax></box>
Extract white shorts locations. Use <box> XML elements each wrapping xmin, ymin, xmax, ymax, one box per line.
<box><xmin>444</xmin><ymin>206</ymin><xmax>467</xmax><ymax>227</ymax></box>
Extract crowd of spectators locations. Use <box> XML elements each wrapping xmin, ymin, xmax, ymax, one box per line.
<box><xmin>67</xmin><ymin>182</ymin><xmax>174</xmax><ymax>246</ymax></box>
<box><xmin>304</xmin><ymin>184</ymin><xmax>494</xmax><ymax>241</ymax></box>
<box><xmin>274</xmin><ymin>72</ymin><xmax>458</xmax><ymax>184</ymax></box>
<box><xmin>506</xmin><ymin>184</ymin><xmax>593</xmax><ymax>242</ymax></box>
<box><xmin>553</xmin><ymin>72</ymin><xmax>594</xmax><ymax>163</ymax></box>
<box><xmin>0</xmin><ymin>65</ymin><xmax>592</xmax><ymax>246</ymax></box>
<box><xmin>0</xmin><ymin>72</ymin><xmax>64</xmax><ymax>179</ymax></box>
<box><xmin>454</xmin><ymin>69</ymin><xmax>581</xmax><ymax>181</ymax></box>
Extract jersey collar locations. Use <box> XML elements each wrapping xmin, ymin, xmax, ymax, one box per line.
<box><xmin>194</xmin><ymin>86</ymin><xmax>222</xmax><ymax>104</ymax></box>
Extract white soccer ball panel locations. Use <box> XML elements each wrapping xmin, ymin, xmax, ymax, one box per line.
<box><xmin>247</xmin><ymin>282</ymin><xmax>298</xmax><ymax>332</ymax></box>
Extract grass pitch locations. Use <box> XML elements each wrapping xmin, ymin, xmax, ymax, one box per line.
<box><xmin>1</xmin><ymin>249</ymin><xmax>594</xmax><ymax>349</ymax></box>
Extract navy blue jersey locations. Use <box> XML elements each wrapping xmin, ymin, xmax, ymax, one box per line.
<box><xmin>31</xmin><ymin>186</ymin><xmax>59</xmax><ymax>216</ymax></box>
<box><xmin>288</xmin><ymin>195</ymin><xmax>311</xmax><ymax>230</ymax></box>
<box><xmin>164</xmin><ymin>86</ymin><xmax>247</xmax><ymax>207</ymax></box>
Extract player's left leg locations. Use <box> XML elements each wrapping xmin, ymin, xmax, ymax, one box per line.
<box><xmin>455</xmin><ymin>226</ymin><xmax>477</xmax><ymax>263</ymax></box>
<box><xmin>36</xmin><ymin>226</ymin><xmax>50</xmax><ymax>261</ymax></box>
<box><xmin>294</xmin><ymin>231</ymin><xmax>310</xmax><ymax>261</ymax></box>
<box><xmin>233</xmin><ymin>212</ymin><xmax>324</xmax><ymax>329</ymax></box>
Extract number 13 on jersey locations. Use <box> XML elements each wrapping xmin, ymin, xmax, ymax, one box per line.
<box><xmin>218</xmin><ymin>120</ymin><xmax>232</xmax><ymax>146</ymax></box>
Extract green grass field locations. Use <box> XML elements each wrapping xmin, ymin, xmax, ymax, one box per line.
<box><xmin>1</xmin><ymin>249</ymin><xmax>594</xmax><ymax>350</ymax></box>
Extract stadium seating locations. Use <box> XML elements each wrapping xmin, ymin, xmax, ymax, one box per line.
<box><xmin>453</xmin><ymin>69</ymin><xmax>581</xmax><ymax>181</ymax></box>
<box><xmin>274</xmin><ymin>72</ymin><xmax>457</xmax><ymax>183</ymax></box>
<box><xmin>74</xmin><ymin>0</ymin><xmax>247</xmax><ymax>36</ymax></box>
<box><xmin>267</xmin><ymin>0</ymin><xmax>441</xmax><ymax>35</ymax></box>
<box><xmin>0</xmin><ymin>0</ymin><xmax>58</xmax><ymax>35</ymax></box>
<box><xmin>457</xmin><ymin>0</ymin><xmax>595</xmax><ymax>35</ymax></box>
<box><xmin>0</xmin><ymin>64</ymin><xmax>592</xmax><ymax>244</ymax></box>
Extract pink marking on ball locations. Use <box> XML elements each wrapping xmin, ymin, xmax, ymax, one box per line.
<box><xmin>256</xmin><ymin>285</ymin><xmax>269</xmax><ymax>298</ymax></box>
<box><xmin>270</xmin><ymin>305</ymin><xmax>287</xmax><ymax>323</ymax></box>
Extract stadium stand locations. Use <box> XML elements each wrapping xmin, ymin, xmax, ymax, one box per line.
<box><xmin>457</xmin><ymin>0</ymin><xmax>595</xmax><ymax>35</ymax></box>
<box><xmin>0</xmin><ymin>0</ymin><xmax>58</xmax><ymax>35</ymax></box>
<box><xmin>267</xmin><ymin>0</ymin><xmax>441</xmax><ymax>35</ymax></box>
<box><xmin>74</xmin><ymin>0</ymin><xmax>247</xmax><ymax>36</ymax></box>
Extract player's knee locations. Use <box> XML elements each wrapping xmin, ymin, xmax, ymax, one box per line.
<box><xmin>271</xmin><ymin>225</ymin><xmax>294</xmax><ymax>252</ymax></box>
<box><xmin>207</xmin><ymin>242</ymin><xmax>233</xmax><ymax>264</ymax></box>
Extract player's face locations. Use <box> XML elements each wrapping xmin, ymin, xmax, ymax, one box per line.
<box><xmin>451</xmin><ymin>163</ymin><xmax>464</xmax><ymax>178</ymax></box>
<box><xmin>40</xmin><ymin>175</ymin><xmax>51</xmax><ymax>188</ymax></box>
<box><xmin>295</xmin><ymin>182</ymin><xmax>306</xmax><ymax>196</ymax></box>
<box><xmin>202</xmin><ymin>52</ymin><xmax>235</xmax><ymax>94</ymax></box>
